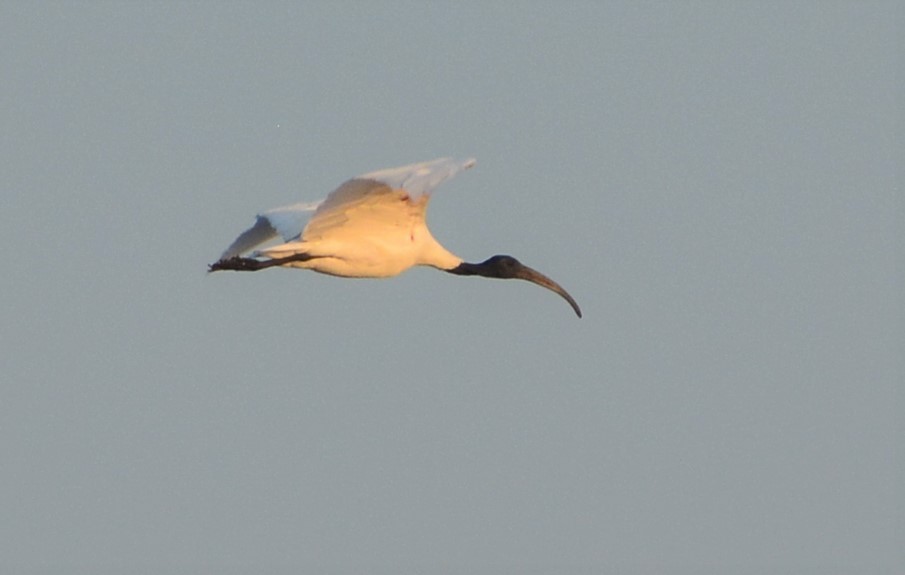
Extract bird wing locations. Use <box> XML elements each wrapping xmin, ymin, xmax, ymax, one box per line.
<box><xmin>219</xmin><ymin>201</ymin><xmax>321</xmax><ymax>259</ymax></box>
<box><xmin>218</xmin><ymin>158</ymin><xmax>475</xmax><ymax>260</ymax></box>
<box><xmin>301</xmin><ymin>157</ymin><xmax>476</xmax><ymax>242</ymax></box>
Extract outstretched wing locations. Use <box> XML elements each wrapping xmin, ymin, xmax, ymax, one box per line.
<box><xmin>301</xmin><ymin>157</ymin><xmax>476</xmax><ymax>242</ymax></box>
<box><xmin>218</xmin><ymin>201</ymin><xmax>321</xmax><ymax>259</ymax></box>
<box><xmin>216</xmin><ymin>157</ymin><xmax>475</xmax><ymax>261</ymax></box>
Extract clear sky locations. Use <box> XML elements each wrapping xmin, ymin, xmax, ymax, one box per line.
<box><xmin>1</xmin><ymin>2</ymin><xmax>901</xmax><ymax>574</ymax></box>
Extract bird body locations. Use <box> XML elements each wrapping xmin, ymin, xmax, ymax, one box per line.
<box><xmin>256</xmin><ymin>179</ymin><xmax>461</xmax><ymax>278</ymax></box>
<box><xmin>211</xmin><ymin>157</ymin><xmax>582</xmax><ymax>317</ymax></box>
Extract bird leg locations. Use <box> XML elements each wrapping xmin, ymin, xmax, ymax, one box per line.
<box><xmin>208</xmin><ymin>253</ymin><xmax>313</xmax><ymax>272</ymax></box>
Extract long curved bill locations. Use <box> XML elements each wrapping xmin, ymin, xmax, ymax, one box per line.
<box><xmin>515</xmin><ymin>265</ymin><xmax>583</xmax><ymax>318</ymax></box>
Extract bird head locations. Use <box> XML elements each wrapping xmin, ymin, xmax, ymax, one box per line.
<box><xmin>455</xmin><ymin>255</ymin><xmax>582</xmax><ymax>318</ymax></box>
<box><xmin>476</xmin><ymin>255</ymin><xmax>527</xmax><ymax>278</ymax></box>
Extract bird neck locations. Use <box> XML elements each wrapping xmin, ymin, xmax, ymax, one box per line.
<box><xmin>416</xmin><ymin>228</ymin><xmax>464</xmax><ymax>271</ymax></box>
<box><xmin>445</xmin><ymin>261</ymin><xmax>483</xmax><ymax>276</ymax></box>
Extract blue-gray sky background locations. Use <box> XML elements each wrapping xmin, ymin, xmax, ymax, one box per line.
<box><xmin>1</xmin><ymin>2</ymin><xmax>901</xmax><ymax>574</ymax></box>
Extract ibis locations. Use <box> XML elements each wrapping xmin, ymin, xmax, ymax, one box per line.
<box><xmin>209</xmin><ymin>157</ymin><xmax>582</xmax><ymax>317</ymax></box>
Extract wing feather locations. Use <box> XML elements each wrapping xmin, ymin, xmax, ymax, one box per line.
<box><xmin>360</xmin><ymin>157</ymin><xmax>476</xmax><ymax>199</ymax></box>
<box><xmin>219</xmin><ymin>201</ymin><xmax>320</xmax><ymax>259</ymax></box>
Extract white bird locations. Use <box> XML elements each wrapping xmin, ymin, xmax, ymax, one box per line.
<box><xmin>209</xmin><ymin>157</ymin><xmax>582</xmax><ymax>317</ymax></box>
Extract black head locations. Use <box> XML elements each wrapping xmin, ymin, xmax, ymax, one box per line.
<box><xmin>475</xmin><ymin>255</ymin><xmax>525</xmax><ymax>279</ymax></box>
<box><xmin>448</xmin><ymin>254</ymin><xmax>582</xmax><ymax>318</ymax></box>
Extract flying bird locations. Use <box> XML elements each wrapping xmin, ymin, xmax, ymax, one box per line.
<box><xmin>209</xmin><ymin>157</ymin><xmax>582</xmax><ymax>317</ymax></box>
